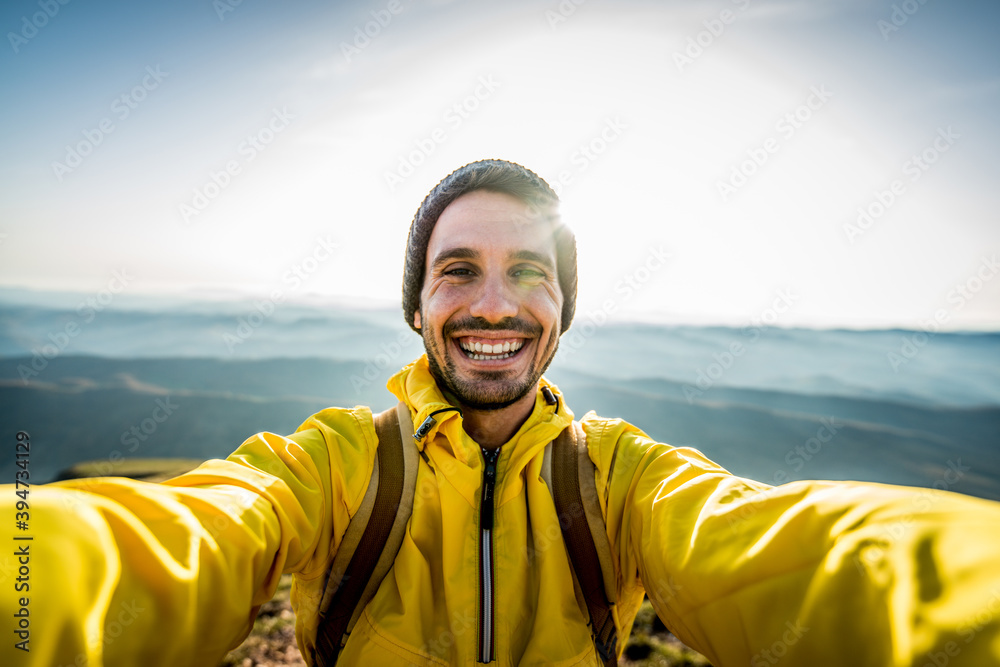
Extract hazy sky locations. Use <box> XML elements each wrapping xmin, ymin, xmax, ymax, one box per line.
<box><xmin>1</xmin><ymin>0</ymin><xmax>998</xmax><ymax>329</ymax></box>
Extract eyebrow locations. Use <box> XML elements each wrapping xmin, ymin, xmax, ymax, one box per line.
<box><xmin>511</xmin><ymin>249</ymin><xmax>556</xmax><ymax>272</ymax></box>
<box><xmin>430</xmin><ymin>247</ymin><xmax>479</xmax><ymax>271</ymax></box>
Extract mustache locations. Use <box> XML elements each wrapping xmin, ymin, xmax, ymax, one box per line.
<box><xmin>442</xmin><ymin>317</ymin><xmax>541</xmax><ymax>337</ymax></box>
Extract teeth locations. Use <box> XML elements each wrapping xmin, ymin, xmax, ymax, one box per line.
<box><xmin>458</xmin><ymin>339</ymin><xmax>526</xmax><ymax>357</ymax></box>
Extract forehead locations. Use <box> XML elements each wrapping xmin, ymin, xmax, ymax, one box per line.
<box><xmin>426</xmin><ymin>190</ymin><xmax>558</xmax><ymax>266</ymax></box>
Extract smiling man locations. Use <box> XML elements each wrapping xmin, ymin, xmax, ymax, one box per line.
<box><xmin>4</xmin><ymin>159</ymin><xmax>1000</xmax><ymax>667</ymax></box>
<box><xmin>407</xmin><ymin>174</ymin><xmax>569</xmax><ymax>444</ymax></box>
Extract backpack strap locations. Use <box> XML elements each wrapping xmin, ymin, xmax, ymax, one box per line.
<box><xmin>546</xmin><ymin>421</ymin><xmax>619</xmax><ymax>666</ymax></box>
<box><xmin>313</xmin><ymin>402</ymin><xmax>417</xmax><ymax>666</ymax></box>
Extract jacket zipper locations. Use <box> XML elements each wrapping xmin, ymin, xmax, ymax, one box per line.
<box><xmin>478</xmin><ymin>446</ymin><xmax>501</xmax><ymax>663</ymax></box>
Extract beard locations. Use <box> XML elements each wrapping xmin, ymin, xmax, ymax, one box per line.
<box><xmin>421</xmin><ymin>314</ymin><xmax>559</xmax><ymax>411</ymax></box>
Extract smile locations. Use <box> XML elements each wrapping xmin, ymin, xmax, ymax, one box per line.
<box><xmin>455</xmin><ymin>336</ymin><xmax>526</xmax><ymax>361</ymax></box>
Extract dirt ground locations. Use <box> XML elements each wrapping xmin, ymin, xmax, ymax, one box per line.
<box><xmin>220</xmin><ymin>575</ymin><xmax>711</xmax><ymax>667</ymax></box>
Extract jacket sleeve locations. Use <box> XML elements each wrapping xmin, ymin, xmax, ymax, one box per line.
<box><xmin>0</xmin><ymin>407</ymin><xmax>376</xmax><ymax>667</ymax></box>
<box><xmin>584</xmin><ymin>415</ymin><xmax>1000</xmax><ymax>667</ymax></box>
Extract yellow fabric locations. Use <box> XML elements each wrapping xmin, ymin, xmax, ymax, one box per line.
<box><xmin>1</xmin><ymin>354</ymin><xmax>999</xmax><ymax>666</ymax></box>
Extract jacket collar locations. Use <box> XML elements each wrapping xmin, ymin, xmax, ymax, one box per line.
<box><xmin>387</xmin><ymin>355</ymin><xmax>574</xmax><ymax>506</ymax></box>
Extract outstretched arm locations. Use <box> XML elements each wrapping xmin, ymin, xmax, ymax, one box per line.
<box><xmin>587</xmin><ymin>416</ymin><xmax>1000</xmax><ymax>667</ymax></box>
<box><xmin>0</xmin><ymin>407</ymin><xmax>375</xmax><ymax>666</ymax></box>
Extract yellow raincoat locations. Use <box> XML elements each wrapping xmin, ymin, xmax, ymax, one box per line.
<box><xmin>2</xmin><ymin>355</ymin><xmax>999</xmax><ymax>666</ymax></box>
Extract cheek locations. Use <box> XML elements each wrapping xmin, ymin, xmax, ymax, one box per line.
<box><xmin>535</xmin><ymin>286</ymin><xmax>563</xmax><ymax>323</ymax></box>
<box><xmin>422</xmin><ymin>286</ymin><xmax>465</xmax><ymax>329</ymax></box>
<box><xmin>526</xmin><ymin>297</ymin><xmax>562</xmax><ymax>340</ymax></box>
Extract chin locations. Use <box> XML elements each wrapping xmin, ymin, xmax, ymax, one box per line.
<box><xmin>427</xmin><ymin>349</ymin><xmax>538</xmax><ymax>411</ymax></box>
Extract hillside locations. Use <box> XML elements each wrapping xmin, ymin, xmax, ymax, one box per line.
<box><xmin>2</xmin><ymin>356</ymin><xmax>997</xmax><ymax>500</ymax></box>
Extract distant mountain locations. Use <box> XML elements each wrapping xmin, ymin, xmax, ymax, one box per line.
<box><xmin>554</xmin><ymin>323</ymin><xmax>1000</xmax><ymax>407</ymax></box>
<box><xmin>2</xmin><ymin>301</ymin><xmax>998</xmax><ymax>408</ymax></box>
<box><xmin>0</xmin><ymin>301</ymin><xmax>412</xmax><ymax>363</ymax></box>
<box><xmin>547</xmin><ymin>368</ymin><xmax>1000</xmax><ymax>500</ymax></box>
<box><xmin>2</xmin><ymin>356</ymin><xmax>997</xmax><ymax>502</ymax></box>
<box><xmin>0</xmin><ymin>356</ymin><xmax>395</xmax><ymax>484</ymax></box>
<box><xmin>2</xmin><ymin>300</ymin><xmax>997</xmax><ymax>498</ymax></box>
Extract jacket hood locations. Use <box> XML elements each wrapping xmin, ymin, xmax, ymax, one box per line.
<box><xmin>387</xmin><ymin>354</ymin><xmax>573</xmax><ymax>509</ymax></box>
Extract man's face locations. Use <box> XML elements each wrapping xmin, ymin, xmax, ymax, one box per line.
<box><xmin>415</xmin><ymin>189</ymin><xmax>563</xmax><ymax>410</ymax></box>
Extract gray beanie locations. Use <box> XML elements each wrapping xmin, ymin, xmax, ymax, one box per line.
<box><xmin>402</xmin><ymin>159</ymin><xmax>577</xmax><ymax>334</ymax></box>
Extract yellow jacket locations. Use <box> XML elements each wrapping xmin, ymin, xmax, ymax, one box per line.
<box><xmin>3</xmin><ymin>355</ymin><xmax>1000</xmax><ymax>666</ymax></box>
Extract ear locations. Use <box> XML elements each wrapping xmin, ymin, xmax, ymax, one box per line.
<box><xmin>413</xmin><ymin>309</ymin><xmax>421</xmax><ymax>330</ymax></box>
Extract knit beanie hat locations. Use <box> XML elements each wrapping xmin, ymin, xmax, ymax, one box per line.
<box><xmin>402</xmin><ymin>159</ymin><xmax>577</xmax><ymax>334</ymax></box>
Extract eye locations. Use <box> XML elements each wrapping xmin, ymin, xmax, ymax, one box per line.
<box><xmin>443</xmin><ymin>266</ymin><xmax>476</xmax><ymax>278</ymax></box>
<box><xmin>512</xmin><ymin>266</ymin><xmax>547</xmax><ymax>283</ymax></box>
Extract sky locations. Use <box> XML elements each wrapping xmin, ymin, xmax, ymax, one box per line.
<box><xmin>1</xmin><ymin>0</ymin><xmax>998</xmax><ymax>330</ymax></box>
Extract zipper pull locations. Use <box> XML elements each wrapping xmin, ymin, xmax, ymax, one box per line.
<box><xmin>414</xmin><ymin>416</ymin><xmax>435</xmax><ymax>440</ymax></box>
<box><xmin>480</xmin><ymin>448</ymin><xmax>501</xmax><ymax>530</ymax></box>
<box><xmin>413</xmin><ymin>407</ymin><xmax>463</xmax><ymax>442</ymax></box>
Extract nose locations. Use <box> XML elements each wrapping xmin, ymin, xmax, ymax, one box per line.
<box><xmin>468</xmin><ymin>274</ymin><xmax>518</xmax><ymax>324</ymax></box>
